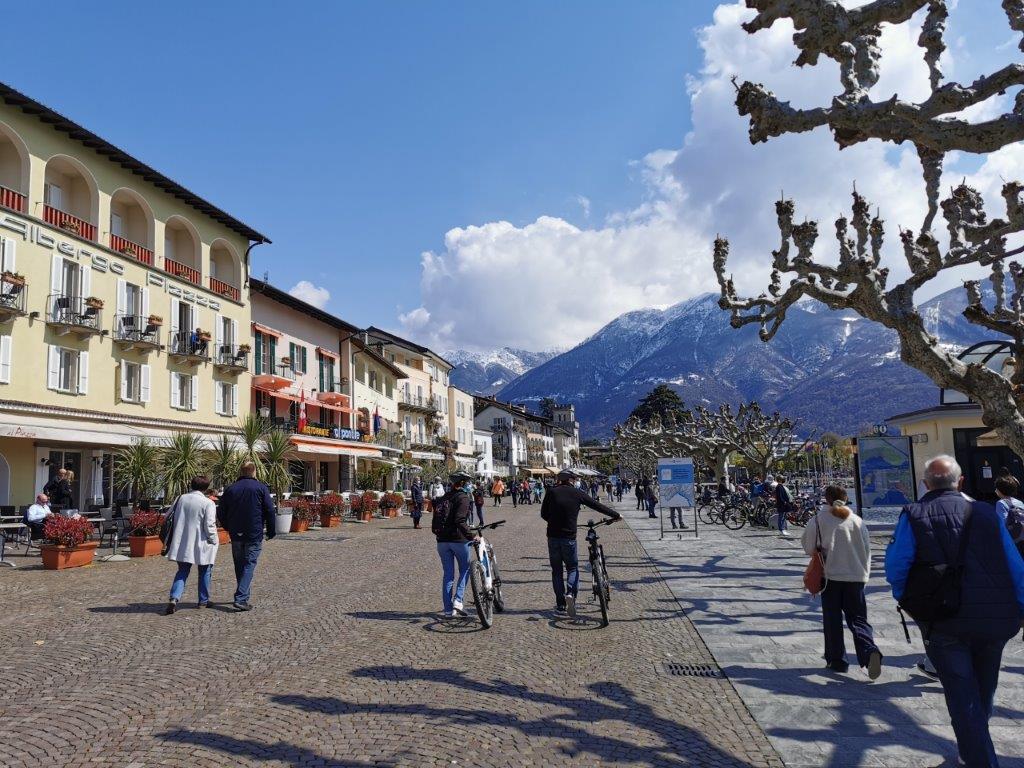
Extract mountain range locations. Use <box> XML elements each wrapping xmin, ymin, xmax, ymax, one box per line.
<box><xmin>450</xmin><ymin>285</ymin><xmax>991</xmax><ymax>439</ymax></box>
<box><xmin>446</xmin><ymin>347</ymin><xmax>561</xmax><ymax>395</ymax></box>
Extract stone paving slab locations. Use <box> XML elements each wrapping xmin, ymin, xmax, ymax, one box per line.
<box><xmin>622</xmin><ymin>504</ymin><xmax>1024</xmax><ymax>768</ymax></box>
<box><xmin>0</xmin><ymin>505</ymin><xmax>781</xmax><ymax>767</ymax></box>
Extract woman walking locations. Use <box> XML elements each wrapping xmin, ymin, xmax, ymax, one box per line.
<box><xmin>164</xmin><ymin>476</ymin><xmax>220</xmax><ymax>614</ymax></box>
<box><xmin>802</xmin><ymin>486</ymin><xmax>882</xmax><ymax>679</ymax></box>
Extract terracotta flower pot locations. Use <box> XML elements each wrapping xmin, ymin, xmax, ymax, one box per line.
<box><xmin>385</xmin><ymin>507</ymin><xmax>398</xmax><ymax>518</ymax></box>
<box><xmin>128</xmin><ymin>535</ymin><xmax>162</xmax><ymax>558</ymax></box>
<box><xmin>290</xmin><ymin>519</ymin><xmax>310</xmax><ymax>533</ymax></box>
<box><xmin>359</xmin><ymin>510</ymin><xmax>373</xmax><ymax>523</ymax></box>
<box><xmin>40</xmin><ymin>541</ymin><xmax>99</xmax><ymax>570</ymax></box>
<box><xmin>320</xmin><ymin>513</ymin><xmax>342</xmax><ymax>528</ymax></box>
<box><xmin>217</xmin><ymin>528</ymin><xmax>231</xmax><ymax>545</ymax></box>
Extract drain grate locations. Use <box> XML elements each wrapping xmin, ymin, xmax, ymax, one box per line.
<box><xmin>659</xmin><ymin>662</ymin><xmax>723</xmax><ymax>678</ymax></box>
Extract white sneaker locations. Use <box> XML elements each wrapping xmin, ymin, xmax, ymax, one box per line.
<box><xmin>780</xmin><ymin>531</ymin><xmax>791</xmax><ymax>538</ymax></box>
<box><xmin>451</xmin><ymin>607</ymin><xmax>468</xmax><ymax>618</ymax></box>
<box><xmin>453</xmin><ymin>600</ymin><xmax>464</xmax><ymax>612</ymax></box>
<box><xmin>566</xmin><ymin>595</ymin><xmax>576</xmax><ymax>618</ymax></box>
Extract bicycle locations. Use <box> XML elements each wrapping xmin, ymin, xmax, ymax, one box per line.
<box><xmin>467</xmin><ymin>520</ymin><xmax>506</xmax><ymax>629</ymax></box>
<box><xmin>578</xmin><ymin>516</ymin><xmax>619</xmax><ymax>627</ymax></box>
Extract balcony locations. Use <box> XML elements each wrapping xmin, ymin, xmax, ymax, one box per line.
<box><xmin>168</xmin><ymin>329</ymin><xmax>210</xmax><ymax>365</ymax></box>
<box><xmin>0</xmin><ymin>184</ymin><xmax>25</xmax><ymax>214</ymax></box>
<box><xmin>398</xmin><ymin>391</ymin><xmax>436</xmax><ymax>413</ymax></box>
<box><xmin>109</xmin><ymin>234</ymin><xmax>154</xmax><ymax>266</ymax></box>
<box><xmin>317</xmin><ymin>382</ymin><xmax>349</xmax><ymax>407</ymax></box>
<box><xmin>214</xmin><ymin>343</ymin><xmax>250</xmax><ymax>373</ymax></box>
<box><xmin>209</xmin><ymin>277</ymin><xmax>240</xmax><ymax>303</ymax></box>
<box><xmin>46</xmin><ymin>294</ymin><xmax>102</xmax><ymax>337</ymax></box>
<box><xmin>163</xmin><ymin>257</ymin><xmax>201</xmax><ymax>286</ymax></box>
<box><xmin>253</xmin><ymin>361</ymin><xmax>296</xmax><ymax>390</ymax></box>
<box><xmin>113</xmin><ymin>313</ymin><xmax>161</xmax><ymax>351</ymax></box>
<box><xmin>43</xmin><ymin>206</ymin><xmax>96</xmax><ymax>242</ymax></box>
<box><xmin>0</xmin><ymin>274</ymin><xmax>26</xmax><ymax>321</ymax></box>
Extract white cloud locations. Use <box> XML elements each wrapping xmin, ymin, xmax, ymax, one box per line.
<box><xmin>575</xmin><ymin>195</ymin><xmax>592</xmax><ymax>219</ymax></box>
<box><xmin>289</xmin><ymin>280</ymin><xmax>331</xmax><ymax>310</ymax></box>
<box><xmin>403</xmin><ymin>1</ymin><xmax>1016</xmax><ymax>352</ymax></box>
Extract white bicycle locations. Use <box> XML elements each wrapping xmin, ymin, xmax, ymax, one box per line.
<box><xmin>467</xmin><ymin>520</ymin><xmax>506</xmax><ymax>629</ymax></box>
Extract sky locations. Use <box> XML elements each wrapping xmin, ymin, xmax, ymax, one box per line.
<box><xmin>3</xmin><ymin>1</ymin><xmax>1020</xmax><ymax>354</ymax></box>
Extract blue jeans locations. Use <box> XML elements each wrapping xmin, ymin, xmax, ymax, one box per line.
<box><xmin>646</xmin><ymin>498</ymin><xmax>657</xmax><ymax>517</ymax></box>
<box><xmin>547</xmin><ymin>537</ymin><xmax>579</xmax><ymax>607</ymax></box>
<box><xmin>436</xmin><ymin>541</ymin><xmax>471</xmax><ymax>614</ymax></box>
<box><xmin>231</xmin><ymin>539</ymin><xmax>263</xmax><ymax>605</ymax></box>
<box><xmin>169</xmin><ymin>561</ymin><xmax>213</xmax><ymax>604</ymax></box>
<box><xmin>474</xmin><ymin>504</ymin><xmax>485</xmax><ymax>526</ymax></box>
<box><xmin>926</xmin><ymin>631</ymin><xmax>1010</xmax><ymax>768</ymax></box>
<box><xmin>777</xmin><ymin>505</ymin><xmax>788</xmax><ymax>531</ymax></box>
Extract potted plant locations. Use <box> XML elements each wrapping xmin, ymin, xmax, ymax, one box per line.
<box><xmin>60</xmin><ymin>219</ymin><xmax>81</xmax><ymax>235</ymax></box>
<box><xmin>2</xmin><ymin>271</ymin><xmax>25</xmax><ymax>287</ymax></box>
<box><xmin>319</xmin><ymin>492</ymin><xmax>345</xmax><ymax>527</ymax></box>
<box><xmin>359</xmin><ymin>490</ymin><xmax>377</xmax><ymax>522</ymax></box>
<box><xmin>289</xmin><ymin>498</ymin><xmax>317</xmax><ymax>532</ymax></box>
<box><xmin>381</xmin><ymin>492</ymin><xmax>403</xmax><ymax>518</ymax></box>
<box><xmin>119</xmin><ymin>244</ymin><xmax>135</xmax><ymax>257</ymax></box>
<box><xmin>275</xmin><ymin>501</ymin><xmax>294</xmax><ymax>535</ymax></box>
<box><xmin>84</xmin><ymin>296</ymin><xmax>103</xmax><ymax>309</ymax></box>
<box><xmin>127</xmin><ymin>509</ymin><xmax>164</xmax><ymax>557</ymax></box>
<box><xmin>40</xmin><ymin>516</ymin><xmax>98</xmax><ymax>570</ymax></box>
<box><xmin>238</xmin><ymin>343</ymin><xmax>252</xmax><ymax>354</ymax></box>
<box><xmin>280</xmin><ymin>356</ymin><xmax>292</xmax><ymax>368</ymax></box>
<box><xmin>147</xmin><ymin>314</ymin><xmax>163</xmax><ymax>327</ymax></box>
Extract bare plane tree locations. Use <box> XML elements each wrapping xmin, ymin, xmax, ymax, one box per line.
<box><xmin>713</xmin><ymin>0</ymin><xmax>1024</xmax><ymax>457</ymax></box>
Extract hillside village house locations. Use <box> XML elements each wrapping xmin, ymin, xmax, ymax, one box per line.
<box><xmin>0</xmin><ymin>82</ymin><xmax>267</xmax><ymax>508</ymax></box>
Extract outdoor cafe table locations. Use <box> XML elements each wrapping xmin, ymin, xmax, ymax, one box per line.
<box><xmin>0</xmin><ymin>520</ymin><xmax>26</xmax><ymax>567</ymax></box>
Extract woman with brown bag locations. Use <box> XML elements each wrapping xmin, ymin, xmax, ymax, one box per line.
<box><xmin>802</xmin><ymin>486</ymin><xmax>882</xmax><ymax>679</ymax></box>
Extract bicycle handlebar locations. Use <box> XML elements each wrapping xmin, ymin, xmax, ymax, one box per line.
<box><xmin>578</xmin><ymin>516</ymin><xmax>621</xmax><ymax>530</ymax></box>
<box><xmin>469</xmin><ymin>520</ymin><xmax>506</xmax><ymax>532</ymax></box>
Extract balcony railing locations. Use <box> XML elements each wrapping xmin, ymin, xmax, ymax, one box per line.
<box><xmin>214</xmin><ymin>343</ymin><xmax>249</xmax><ymax>371</ymax></box>
<box><xmin>114</xmin><ymin>313</ymin><xmax>161</xmax><ymax>347</ymax></box>
<box><xmin>44</xmin><ymin>206</ymin><xmax>96</xmax><ymax>241</ymax></box>
<box><xmin>46</xmin><ymin>294</ymin><xmax>102</xmax><ymax>334</ymax></box>
<box><xmin>163</xmin><ymin>257</ymin><xmax>201</xmax><ymax>286</ymax></box>
<box><xmin>109</xmin><ymin>234</ymin><xmax>154</xmax><ymax>266</ymax></box>
<box><xmin>399</xmin><ymin>392</ymin><xmax>434</xmax><ymax>410</ymax></box>
<box><xmin>0</xmin><ymin>184</ymin><xmax>26</xmax><ymax>214</ymax></box>
<box><xmin>169</xmin><ymin>330</ymin><xmax>210</xmax><ymax>360</ymax></box>
<box><xmin>0</xmin><ymin>274</ymin><xmax>26</xmax><ymax>317</ymax></box>
<box><xmin>209</xmin><ymin>276</ymin><xmax>240</xmax><ymax>302</ymax></box>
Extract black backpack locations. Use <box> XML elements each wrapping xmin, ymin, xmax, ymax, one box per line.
<box><xmin>431</xmin><ymin>493</ymin><xmax>454</xmax><ymax>536</ymax></box>
<box><xmin>898</xmin><ymin>507</ymin><xmax>973</xmax><ymax>628</ymax></box>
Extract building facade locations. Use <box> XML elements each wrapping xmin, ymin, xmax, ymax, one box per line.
<box><xmin>448</xmin><ymin>385</ymin><xmax>476</xmax><ymax>472</ymax></box>
<box><xmin>473</xmin><ymin>429</ymin><xmax>494</xmax><ymax>479</ymax></box>
<box><xmin>474</xmin><ymin>396</ymin><xmax>528</xmax><ymax>478</ymax></box>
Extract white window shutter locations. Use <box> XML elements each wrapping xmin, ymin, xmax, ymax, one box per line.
<box><xmin>170</xmin><ymin>372</ymin><xmax>181</xmax><ymax>409</ymax></box>
<box><xmin>77</xmin><ymin>351</ymin><xmax>89</xmax><ymax>395</ymax></box>
<box><xmin>50</xmin><ymin>255</ymin><xmax>63</xmax><ymax>297</ymax></box>
<box><xmin>170</xmin><ymin>298</ymin><xmax>180</xmax><ymax>337</ymax></box>
<box><xmin>0</xmin><ymin>335</ymin><xmax>11</xmax><ymax>384</ymax></box>
<box><xmin>230</xmin><ymin>318</ymin><xmax>238</xmax><ymax>348</ymax></box>
<box><xmin>231</xmin><ymin>383</ymin><xmax>238</xmax><ymax>416</ymax></box>
<box><xmin>47</xmin><ymin>346</ymin><xmax>59</xmax><ymax>390</ymax></box>
<box><xmin>80</xmin><ymin>262</ymin><xmax>91</xmax><ymax>299</ymax></box>
<box><xmin>214</xmin><ymin>313</ymin><xmax>223</xmax><ymax>351</ymax></box>
<box><xmin>190</xmin><ymin>374</ymin><xmax>198</xmax><ymax>411</ymax></box>
<box><xmin>1</xmin><ymin>237</ymin><xmax>15</xmax><ymax>273</ymax></box>
<box><xmin>140</xmin><ymin>364</ymin><xmax>151</xmax><ymax>403</ymax></box>
<box><xmin>116</xmin><ymin>279</ymin><xmax>127</xmax><ymax>317</ymax></box>
<box><xmin>214</xmin><ymin>380</ymin><xmax>224</xmax><ymax>415</ymax></box>
<box><xmin>141</xmin><ymin>287</ymin><xmax>150</xmax><ymax>319</ymax></box>
<box><xmin>119</xmin><ymin>360</ymin><xmax>128</xmax><ymax>401</ymax></box>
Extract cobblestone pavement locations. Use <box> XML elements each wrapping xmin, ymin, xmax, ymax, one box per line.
<box><xmin>0</xmin><ymin>502</ymin><xmax>781</xmax><ymax>768</ymax></box>
<box><xmin>623</xmin><ymin>506</ymin><xmax>1024</xmax><ymax>768</ymax></box>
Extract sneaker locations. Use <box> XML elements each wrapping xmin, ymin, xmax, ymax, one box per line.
<box><xmin>453</xmin><ymin>600</ymin><xmax>464</xmax><ymax>612</ymax></box>
<box><xmin>916</xmin><ymin>660</ymin><xmax>939</xmax><ymax>679</ymax></box>
<box><xmin>451</xmin><ymin>607</ymin><xmax>468</xmax><ymax>618</ymax></box>
<box><xmin>197</xmin><ymin>601</ymin><xmax>209</xmax><ymax>609</ymax></box>
<box><xmin>555</xmin><ymin>605</ymin><xmax>567</xmax><ymax>615</ymax></box>
<box><xmin>780</xmin><ymin>531</ymin><xmax>791</xmax><ymax>538</ymax></box>
<box><xmin>232</xmin><ymin>602</ymin><xmax>253</xmax><ymax>612</ymax></box>
<box><xmin>566</xmin><ymin>595</ymin><xmax>577</xmax><ymax>618</ymax></box>
<box><xmin>164</xmin><ymin>599</ymin><xmax>177</xmax><ymax>615</ymax></box>
<box><xmin>866</xmin><ymin>650</ymin><xmax>882</xmax><ymax>681</ymax></box>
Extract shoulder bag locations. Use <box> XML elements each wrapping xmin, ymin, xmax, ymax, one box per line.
<box><xmin>803</xmin><ymin>515</ymin><xmax>826</xmax><ymax>596</ymax></box>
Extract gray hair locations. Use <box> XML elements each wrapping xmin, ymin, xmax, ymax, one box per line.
<box><xmin>923</xmin><ymin>454</ymin><xmax>962</xmax><ymax>490</ymax></box>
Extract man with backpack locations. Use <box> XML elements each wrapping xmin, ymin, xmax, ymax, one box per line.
<box><xmin>432</xmin><ymin>470</ymin><xmax>477</xmax><ymax>619</ymax></box>
<box><xmin>885</xmin><ymin>455</ymin><xmax>1024</xmax><ymax>768</ymax></box>
<box><xmin>995</xmin><ymin>475</ymin><xmax>1024</xmax><ymax>558</ymax></box>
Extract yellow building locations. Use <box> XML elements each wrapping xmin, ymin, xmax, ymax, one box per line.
<box><xmin>0</xmin><ymin>82</ymin><xmax>267</xmax><ymax>508</ymax></box>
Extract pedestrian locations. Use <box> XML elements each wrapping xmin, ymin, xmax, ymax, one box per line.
<box><xmin>533</xmin><ymin>480</ymin><xmax>543</xmax><ymax>504</ymax></box>
<box><xmin>541</xmin><ymin>469</ymin><xmax>622</xmax><ymax>616</ymax></box>
<box><xmin>994</xmin><ymin>474</ymin><xmax>1023</xmax><ymax>528</ymax></box>
<box><xmin>645</xmin><ymin>482</ymin><xmax>658</xmax><ymax>519</ymax></box>
<box><xmin>472</xmin><ymin>486</ymin><xmax>485</xmax><ymax>526</ymax></box>
<box><xmin>669</xmin><ymin>504</ymin><xmax>688</xmax><ymax>530</ymax></box>
<box><xmin>491</xmin><ymin>478</ymin><xmax>504</xmax><ymax>507</ymax></box>
<box><xmin>885</xmin><ymin>455</ymin><xmax>1024</xmax><ymax>768</ymax></box>
<box><xmin>430</xmin><ymin>477</ymin><xmax>446</xmax><ymax>510</ymax></box>
<box><xmin>164</xmin><ymin>476</ymin><xmax>220</xmax><ymax>615</ymax></box>
<box><xmin>510</xmin><ymin>478</ymin><xmax>518</xmax><ymax>508</ymax></box>
<box><xmin>434</xmin><ymin>471</ymin><xmax>477</xmax><ymax>619</ymax></box>
<box><xmin>410</xmin><ymin>477</ymin><xmax>425</xmax><ymax>529</ymax></box>
<box><xmin>615</xmin><ymin>478</ymin><xmax>623</xmax><ymax>503</ymax></box>
<box><xmin>44</xmin><ymin>468</ymin><xmax>74</xmax><ymax>512</ymax></box>
<box><xmin>635</xmin><ymin>481</ymin><xmax>644</xmax><ymax>510</ymax></box>
<box><xmin>803</xmin><ymin>486</ymin><xmax>882</xmax><ymax>678</ymax></box>
<box><xmin>218</xmin><ymin>461</ymin><xmax>277</xmax><ymax>612</ymax></box>
<box><xmin>775</xmin><ymin>474</ymin><xmax>793</xmax><ymax>538</ymax></box>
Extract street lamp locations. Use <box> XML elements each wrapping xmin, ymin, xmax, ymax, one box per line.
<box><xmin>258</xmin><ymin>405</ymin><xmax>270</xmax><ymax>419</ymax></box>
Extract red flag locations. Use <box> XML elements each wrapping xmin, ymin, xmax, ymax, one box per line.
<box><xmin>298</xmin><ymin>389</ymin><xmax>307</xmax><ymax>433</ymax></box>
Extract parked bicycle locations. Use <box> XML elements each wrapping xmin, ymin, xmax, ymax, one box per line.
<box><xmin>467</xmin><ymin>520</ymin><xmax>506</xmax><ymax>629</ymax></box>
<box><xmin>578</xmin><ymin>516</ymin><xmax>619</xmax><ymax>627</ymax></box>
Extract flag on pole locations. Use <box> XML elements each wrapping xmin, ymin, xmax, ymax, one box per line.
<box><xmin>298</xmin><ymin>389</ymin><xmax>307</xmax><ymax>433</ymax></box>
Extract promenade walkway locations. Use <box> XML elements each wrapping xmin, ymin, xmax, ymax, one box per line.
<box><xmin>621</xmin><ymin>501</ymin><xmax>1024</xmax><ymax>768</ymax></box>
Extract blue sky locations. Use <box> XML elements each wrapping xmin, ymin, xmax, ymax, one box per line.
<box><xmin>2</xmin><ymin>1</ymin><xmax>715</xmax><ymax>332</ymax></box>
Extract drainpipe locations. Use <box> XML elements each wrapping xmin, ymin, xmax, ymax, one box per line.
<box><xmin>243</xmin><ymin>240</ymin><xmax>265</xmax><ymax>289</ymax></box>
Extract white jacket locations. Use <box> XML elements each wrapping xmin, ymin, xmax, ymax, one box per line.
<box><xmin>165</xmin><ymin>491</ymin><xmax>219</xmax><ymax>566</ymax></box>
<box><xmin>801</xmin><ymin>505</ymin><xmax>871</xmax><ymax>583</ymax></box>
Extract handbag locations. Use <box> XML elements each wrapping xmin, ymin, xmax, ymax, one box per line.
<box><xmin>159</xmin><ymin>497</ymin><xmax>181</xmax><ymax>556</ymax></box>
<box><xmin>803</xmin><ymin>516</ymin><xmax>826</xmax><ymax>595</ymax></box>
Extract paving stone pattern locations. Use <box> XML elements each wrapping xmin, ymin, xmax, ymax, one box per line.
<box><xmin>0</xmin><ymin>505</ymin><xmax>781</xmax><ymax>768</ymax></box>
<box><xmin>623</xmin><ymin>506</ymin><xmax>1024</xmax><ymax>768</ymax></box>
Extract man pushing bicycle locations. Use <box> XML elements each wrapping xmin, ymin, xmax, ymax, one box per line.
<box><xmin>540</xmin><ymin>469</ymin><xmax>622</xmax><ymax>616</ymax></box>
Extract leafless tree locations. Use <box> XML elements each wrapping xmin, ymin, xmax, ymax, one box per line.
<box><xmin>714</xmin><ymin>0</ymin><xmax>1024</xmax><ymax>458</ymax></box>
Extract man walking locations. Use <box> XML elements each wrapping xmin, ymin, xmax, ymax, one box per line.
<box><xmin>540</xmin><ymin>469</ymin><xmax>621</xmax><ymax>616</ymax></box>
<box><xmin>886</xmin><ymin>455</ymin><xmax>1024</xmax><ymax>768</ymax></box>
<box><xmin>635</xmin><ymin>480</ymin><xmax>644</xmax><ymax>510</ymax></box>
<box><xmin>218</xmin><ymin>461</ymin><xmax>276</xmax><ymax>611</ymax></box>
<box><xmin>410</xmin><ymin>477</ymin><xmax>424</xmax><ymax>529</ymax></box>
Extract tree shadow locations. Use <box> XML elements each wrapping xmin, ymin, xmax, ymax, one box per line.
<box><xmin>158</xmin><ymin>729</ymin><xmax>379</xmax><ymax>767</ymax></box>
<box><xmin>88</xmin><ymin>603</ymin><xmax>164</xmax><ymax>615</ymax></box>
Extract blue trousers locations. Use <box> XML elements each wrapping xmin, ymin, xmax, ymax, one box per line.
<box><xmin>169</xmin><ymin>561</ymin><xmax>212</xmax><ymax>604</ymax></box>
<box><xmin>436</xmin><ymin>541</ymin><xmax>471</xmax><ymax>614</ymax></box>
<box><xmin>231</xmin><ymin>539</ymin><xmax>263</xmax><ymax>605</ymax></box>
<box><xmin>474</xmin><ymin>504</ymin><xmax>485</xmax><ymax>526</ymax></box>
<box><xmin>777</xmin><ymin>504</ymin><xmax>788</xmax><ymax>531</ymax></box>
<box><xmin>926</xmin><ymin>631</ymin><xmax>1010</xmax><ymax>768</ymax></box>
<box><xmin>820</xmin><ymin>580</ymin><xmax>878</xmax><ymax>668</ymax></box>
<box><xmin>547</xmin><ymin>537</ymin><xmax>579</xmax><ymax>607</ymax></box>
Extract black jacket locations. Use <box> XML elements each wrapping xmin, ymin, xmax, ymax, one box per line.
<box><xmin>541</xmin><ymin>484</ymin><xmax>619</xmax><ymax>539</ymax></box>
<box><xmin>219</xmin><ymin>477</ymin><xmax>277</xmax><ymax>542</ymax></box>
<box><xmin>436</xmin><ymin>489</ymin><xmax>474</xmax><ymax>543</ymax></box>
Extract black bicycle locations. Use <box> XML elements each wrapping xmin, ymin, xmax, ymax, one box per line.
<box><xmin>579</xmin><ymin>517</ymin><xmax>619</xmax><ymax>627</ymax></box>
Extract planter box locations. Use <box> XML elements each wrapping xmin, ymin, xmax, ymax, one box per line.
<box><xmin>275</xmin><ymin>513</ymin><xmax>293</xmax><ymax>535</ymax></box>
<box><xmin>384</xmin><ymin>507</ymin><xmax>399</xmax><ymax>518</ymax></box>
<box><xmin>217</xmin><ymin>528</ymin><xmax>231</xmax><ymax>545</ymax></box>
<box><xmin>290</xmin><ymin>519</ymin><xmax>310</xmax><ymax>533</ymax></box>
<box><xmin>319</xmin><ymin>513</ymin><xmax>342</xmax><ymax>528</ymax></box>
<box><xmin>359</xmin><ymin>511</ymin><xmax>373</xmax><ymax>523</ymax></box>
<box><xmin>40</xmin><ymin>541</ymin><xmax>99</xmax><ymax>570</ymax></box>
<box><xmin>128</xmin><ymin>535</ymin><xmax>162</xmax><ymax>558</ymax></box>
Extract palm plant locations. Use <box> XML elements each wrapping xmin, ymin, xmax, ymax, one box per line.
<box><xmin>261</xmin><ymin>428</ymin><xmax>293</xmax><ymax>498</ymax></box>
<box><xmin>206</xmin><ymin>434</ymin><xmax>241</xmax><ymax>492</ymax></box>
<box><xmin>162</xmin><ymin>432</ymin><xmax>208</xmax><ymax>498</ymax></box>
<box><xmin>114</xmin><ymin>438</ymin><xmax>163</xmax><ymax>503</ymax></box>
<box><xmin>237</xmin><ymin>413</ymin><xmax>269</xmax><ymax>479</ymax></box>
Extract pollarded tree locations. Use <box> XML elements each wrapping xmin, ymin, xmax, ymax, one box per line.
<box><xmin>714</xmin><ymin>0</ymin><xmax>1024</xmax><ymax>459</ymax></box>
<box><xmin>705</xmin><ymin>402</ymin><xmax>806</xmax><ymax>479</ymax></box>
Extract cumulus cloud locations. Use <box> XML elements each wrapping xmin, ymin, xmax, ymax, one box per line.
<box><xmin>403</xmin><ymin>1</ymin><xmax>1017</xmax><ymax>352</ymax></box>
<box><xmin>289</xmin><ymin>280</ymin><xmax>331</xmax><ymax>310</ymax></box>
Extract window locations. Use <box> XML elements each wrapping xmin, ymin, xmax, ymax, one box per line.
<box><xmin>47</xmin><ymin>346</ymin><xmax>87</xmax><ymax>394</ymax></box>
<box><xmin>44</xmin><ymin>182</ymin><xmax>64</xmax><ymax>211</ymax></box>
<box><xmin>369</xmin><ymin>370</ymin><xmax>378</xmax><ymax>390</ymax></box>
<box><xmin>119</xmin><ymin>360</ymin><xmax>151</xmax><ymax>403</ymax></box>
<box><xmin>289</xmin><ymin>342</ymin><xmax>308</xmax><ymax>373</ymax></box>
<box><xmin>111</xmin><ymin>212</ymin><xmax>124</xmax><ymax>237</ymax></box>
<box><xmin>404</xmin><ymin>415</ymin><xmax>411</xmax><ymax>437</ymax></box>
<box><xmin>215</xmin><ymin>381</ymin><xmax>237</xmax><ymax>416</ymax></box>
<box><xmin>254</xmin><ymin>331</ymin><xmax>276</xmax><ymax>375</ymax></box>
<box><xmin>170</xmin><ymin>372</ymin><xmax>197</xmax><ymax>411</ymax></box>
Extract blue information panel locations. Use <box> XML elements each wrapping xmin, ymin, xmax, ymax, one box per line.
<box><xmin>658</xmin><ymin>457</ymin><xmax>695</xmax><ymax>508</ymax></box>
<box><xmin>855</xmin><ymin>435</ymin><xmax>916</xmax><ymax>521</ymax></box>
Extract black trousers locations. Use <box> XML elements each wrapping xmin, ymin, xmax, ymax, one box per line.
<box><xmin>820</xmin><ymin>580</ymin><xmax>879</xmax><ymax>668</ymax></box>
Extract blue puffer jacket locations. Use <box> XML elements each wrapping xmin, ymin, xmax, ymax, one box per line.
<box><xmin>887</xmin><ymin>489</ymin><xmax>1023</xmax><ymax>640</ymax></box>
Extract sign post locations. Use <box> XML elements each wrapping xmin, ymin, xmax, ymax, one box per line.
<box><xmin>657</xmin><ymin>457</ymin><xmax>697</xmax><ymax>540</ymax></box>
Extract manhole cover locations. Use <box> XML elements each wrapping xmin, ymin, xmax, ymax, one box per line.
<box><xmin>659</xmin><ymin>662</ymin><xmax>723</xmax><ymax>678</ymax></box>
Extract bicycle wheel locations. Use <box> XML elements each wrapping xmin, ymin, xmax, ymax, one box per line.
<box><xmin>723</xmin><ymin>505</ymin><xmax>747</xmax><ymax>530</ymax></box>
<box><xmin>469</xmin><ymin>560</ymin><xmax>492</xmax><ymax>628</ymax></box>
<box><xmin>598</xmin><ymin>545</ymin><xmax>611</xmax><ymax>606</ymax></box>
<box><xmin>491</xmin><ymin>553</ymin><xmax>506</xmax><ymax>613</ymax></box>
<box><xmin>697</xmin><ymin>503</ymin><xmax>717</xmax><ymax>526</ymax></box>
<box><xmin>592</xmin><ymin>556</ymin><xmax>609</xmax><ymax>627</ymax></box>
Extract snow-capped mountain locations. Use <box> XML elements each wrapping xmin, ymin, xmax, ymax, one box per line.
<box><xmin>495</xmin><ymin>286</ymin><xmax>992</xmax><ymax>438</ymax></box>
<box><xmin>448</xmin><ymin>347</ymin><xmax>561</xmax><ymax>395</ymax></box>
